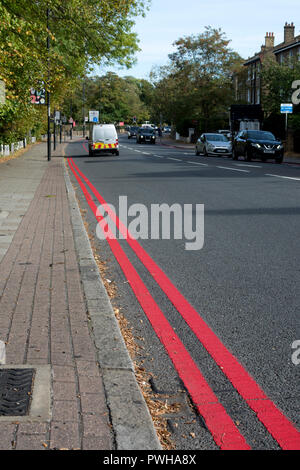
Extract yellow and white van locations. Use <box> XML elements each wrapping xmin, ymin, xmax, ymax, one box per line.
<box><xmin>87</xmin><ymin>124</ymin><xmax>119</xmax><ymax>156</ymax></box>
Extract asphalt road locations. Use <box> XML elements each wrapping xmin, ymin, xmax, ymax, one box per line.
<box><xmin>66</xmin><ymin>134</ymin><xmax>300</xmax><ymax>450</ymax></box>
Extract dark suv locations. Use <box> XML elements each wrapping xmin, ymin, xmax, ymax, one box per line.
<box><xmin>136</xmin><ymin>128</ymin><xmax>156</xmax><ymax>144</ymax></box>
<box><xmin>232</xmin><ymin>130</ymin><xmax>284</xmax><ymax>163</ymax></box>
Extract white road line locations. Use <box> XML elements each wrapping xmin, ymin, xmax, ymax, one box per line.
<box><xmin>153</xmin><ymin>155</ymin><xmax>163</xmax><ymax>158</ymax></box>
<box><xmin>234</xmin><ymin>163</ymin><xmax>262</xmax><ymax>168</ymax></box>
<box><xmin>217</xmin><ymin>166</ymin><xmax>250</xmax><ymax>173</ymax></box>
<box><xmin>265</xmin><ymin>173</ymin><xmax>300</xmax><ymax>181</ymax></box>
<box><xmin>187</xmin><ymin>161</ymin><xmax>208</xmax><ymax>166</ymax></box>
<box><xmin>168</xmin><ymin>157</ymin><xmax>182</xmax><ymax>161</ymax></box>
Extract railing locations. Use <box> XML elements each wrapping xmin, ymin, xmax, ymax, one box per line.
<box><xmin>0</xmin><ymin>136</ymin><xmax>37</xmax><ymax>157</ymax></box>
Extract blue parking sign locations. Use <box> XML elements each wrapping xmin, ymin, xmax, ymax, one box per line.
<box><xmin>281</xmin><ymin>103</ymin><xmax>293</xmax><ymax>113</ymax></box>
<box><xmin>89</xmin><ymin>110</ymin><xmax>99</xmax><ymax>123</ymax></box>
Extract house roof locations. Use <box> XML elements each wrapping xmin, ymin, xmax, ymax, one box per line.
<box><xmin>244</xmin><ymin>54</ymin><xmax>261</xmax><ymax>66</ymax></box>
<box><xmin>243</xmin><ymin>28</ymin><xmax>300</xmax><ymax>66</ymax></box>
<box><xmin>273</xmin><ymin>34</ymin><xmax>300</xmax><ymax>54</ymax></box>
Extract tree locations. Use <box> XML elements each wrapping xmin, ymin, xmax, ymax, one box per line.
<box><xmin>150</xmin><ymin>27</ymin><xmax>243</xmax><ymax>135</ymax></box>
<box><xmin>261</xmin><ymin>57</ymin><xmax>300</xmax><ymax>115</ymax></box>
<box><xmin>0</xmin><ymin>0</ymin><xmax>150</xmax><ymax>143</ymax></box>
<box><xmin>60</xmin><ymin>73</ymin><xmax>153</xmax><ymax>126</ymax></box>
<box><xmin>260</xmin><ymin>57</ymin><xmax>300</xmax><ymax>137</ymax></box>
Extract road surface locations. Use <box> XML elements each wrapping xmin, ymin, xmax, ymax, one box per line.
<box><xmin>65</xmin><ymin>134</ymin><xmax>300</xmax><ymax>450</ymax></box>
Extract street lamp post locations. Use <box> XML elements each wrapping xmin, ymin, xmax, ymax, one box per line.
<box><xmin>47</xmin><ymin>6</ymin><xmax>51</xmax><ymax>161</ymax></box>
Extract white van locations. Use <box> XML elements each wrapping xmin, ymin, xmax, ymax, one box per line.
<box><xmin>87</xmin><ymin>124</ymin><xmax>119</xmax><ymax>156</ymax></box>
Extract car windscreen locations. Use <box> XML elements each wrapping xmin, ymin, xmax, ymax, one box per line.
<box><xmin>247</xmin><ymin>131</ymin><xmax>275</xmax><ymax>140</ymax></box>
<box><xmin>206</xmin><ymin>134</ymin><xmax>228</xmax><ymax>142</ymax></box>
<box><xmin>141</xmin><ymin>129</ymin><xmax>154</xmax><ymax>135</ymax></box>
<box><xmin>93</xmin><ymin>127</ymin><xmax>115</xmax><ymax>140</ymax></box>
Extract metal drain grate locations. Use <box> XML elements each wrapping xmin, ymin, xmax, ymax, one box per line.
<box><xmin>0</xmin><ymin>368</ymin><xmax>35</xmax><ymax>416</ymax></box>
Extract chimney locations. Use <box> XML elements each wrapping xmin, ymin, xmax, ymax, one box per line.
<box><xmin>284</xmin><ymin>22</ymin><xmax>295</xmax><ymax>43</ymax></box>
<box><xmin>265</xmin><ymin>32</ymin><xmax>275</xmax><ymax>48</ymax></box>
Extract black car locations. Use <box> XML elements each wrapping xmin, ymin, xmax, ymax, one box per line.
<box><xmin>136</xmin><ymin>128</ymin><xmax>156</xmax><ymax>144</ymax></box>
<box><xmin>127</xmin><ymin>126</ymin><xmax>139</xmax><ymax>139</ymax></box>
<box><xmin>232</xmin><ymin>130</ymin><xmax>284</xmax><ymax>163</ymax></box>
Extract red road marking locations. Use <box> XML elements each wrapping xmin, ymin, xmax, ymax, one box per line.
<box><xmin>69</xmin><ymin>153</ymin><xmax>300</xmax><ymax>450</ymax></box>
<box><xmin>67</xmin><ymin>157</ymin><xmax>251</xmax><ymax>450</ymax></box>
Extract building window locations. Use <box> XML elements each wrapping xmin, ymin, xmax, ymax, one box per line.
<box><xmin>247</xmin><ymin>89</ymin><xmax>251</xmax><ymax>103</ymax></box>
<box><xmin>256</xmin><ymin>88</ymin><xmax>260</xmax><ymax>104</ymax></box>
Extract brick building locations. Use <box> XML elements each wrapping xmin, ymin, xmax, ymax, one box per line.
<box><xmin>235</xmin><ymin>23</ymin><xmax>300</xmax><ymax>104</ymax></box>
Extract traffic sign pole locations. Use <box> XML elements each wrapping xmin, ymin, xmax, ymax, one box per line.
<box><xmin>280</xmin><ymin>104</ymin><xmax>293</xmax><ymax>142</ymax></box>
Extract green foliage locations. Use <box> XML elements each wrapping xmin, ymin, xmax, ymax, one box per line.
<box><xmin>150</xmin><ymin>27</ymin><xmax>243</xmax><ymax>134</ymax></box>
<box><xmin>63</xmin><ymin>73</ymin><xmax>153</xmax><ymax>126</ymax></box>
<box><xmin>261</xmin><ymin>58</ymin><xmax>300</xmax><ymax>115</ymax></box>
<box><xmin>260</xmin><ymin>58</ymin><xmax>300</xmax><ymax>136</ymax></box>
<box><xmin>0</xmin><ymin>0</ymin><xmax>149</xmax><ymax>143</ymax></box>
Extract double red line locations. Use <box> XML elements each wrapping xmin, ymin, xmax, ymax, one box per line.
<box><xmin>67</xmin><ymin>150</ymin><xmax>300</xmax><ymax>450</ymax></box>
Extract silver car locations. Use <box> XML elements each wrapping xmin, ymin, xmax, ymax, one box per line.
<box><xmin>195</xmin><ymin>133</ymin><xmax>232</xmax><ymax>157</ymax></box>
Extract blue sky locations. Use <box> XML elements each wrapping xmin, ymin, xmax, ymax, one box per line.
<box><xmin>96</xmin><ymin>0</ymin><xmax>299</xmax><ymax>79</ymax></box>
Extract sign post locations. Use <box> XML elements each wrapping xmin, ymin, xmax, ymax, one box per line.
<box><xmin>280</xmin><ymin>103</ymin><xmax>293</xmax><ymax>141</ymax></box>
<box><xmin>69</xmin><ymin>117</ymin><xmax>73</xmax><ymax>140</ymax></box>
<box><xmin>53</xmin><ymin>111</ymin><xmax>61</xmax><ymax>150</ymax></box>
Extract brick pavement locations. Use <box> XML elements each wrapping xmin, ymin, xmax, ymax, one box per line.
<box><xmin>0</xmin><ymin>146</ymin><xmax>113</xmax><ymax>450</ymax></box>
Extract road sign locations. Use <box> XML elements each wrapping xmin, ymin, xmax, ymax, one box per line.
<box><xmin>55</xmin><ymin>111</ymin><xmax>61</xmax><ymax>124</ymax></box>
<box><xmin>89</xmin><ymin>110</ymin><xmax>99</xmax><ymax>123</ymax></box>
<box><xmin>280</xmin><ymin>103</ymin><xmax>293</xmax><ymax>114</ymax></box>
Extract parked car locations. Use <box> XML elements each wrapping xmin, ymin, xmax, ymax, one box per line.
<box><xmin>128</xmin><ymin>126</ymin><xmax>139</xmax><ymax>139</ymax></box>
<box><xmin>163</xmin><ymin>126</ymin><xmax>171</xmax><ymax>133</ymax></box>
<box><xmin>232</xmin><ymin>130</ymin><xmax>284</xmax><ymax>163</ymax></box>
<box><xmin>87</xmin><ymin>124</ymin><xmax>119</xmax><ymax>156</ymax></box>
<box><xmin>195</xmin><ymin>133</ymin><xmax>232</xmax><ymax>157</ymax></box>
<box><xmin>136</xmin><ymin>127</ymin><xmax>156</xmax><ymax>144</ymax></box>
